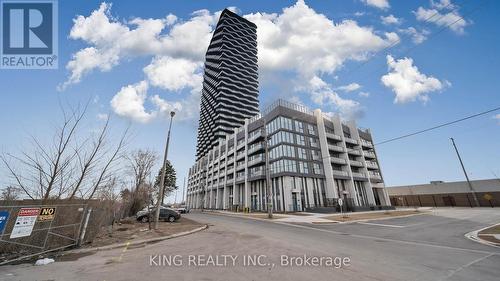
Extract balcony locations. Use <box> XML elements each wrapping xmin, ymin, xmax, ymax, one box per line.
<box><xmin>361</xmin><ymin>139</ymin><xmax>373</xmax><ymax>148</ymax></box>
<box><xmin>247</xmin><ymin>142</ymin><xmax>264</xmax><ymax>155</ymax></box>
<box><xmin>344</xmin><ymin>137</ymin><xmax>358</xmax><ymax>145</ymax></box>
<box><xmin>364</xmin><ymin>151</ymin><xmax>376</xmax><ymax>158</ymax></box>
<box><xmin>237</xmin><ymin>141</ymin><xmax>245</xmax><ymax>150</ymax></box>
<box><xmin>349</xmin><ymin>160</ymin><xmax>363</xmax><ymax>167</ymax></box>
<box><xmin>227</xmin><ymin>167</ymin><xmax>235</xmax><ymax>174</ymax></box>
<box><xmin>330</xmin><ymin>157</ymin><xmax>346</xmax><ymax>165</ymax></box>
<box><xmin>347</xmin><ymin>149</ymin><xmax>361</xmax><ymax>156</ymax></box>
<box><xmin>226</xmin><ymin>178</ymin><xmax>234</xmax><ymax>185</ymax></box>
<box><xmin>236</xmin><ymin>162</ymin><xmax>245</xmax><ymax>171</ymax></box>
<box><xmin>248</xmin><ymin>130</ymin><xmax>264</xmax><ymax>144</ymax></box>
<box><xmin>369</xmin><ymin>171</ymin><xmax>382</xmax><ymax>180</ymax></box>
<box><xmin>248</xmin><ymin>155</ymin><xmax>264</xmax><ymax>167</ymax></box>
<box><xmin>351</xmin><ymin>172</ymin><xmax>367</xmax><ymax>179</ymax></box>
<box><xmin>249</xmin><ymin>169</ymin><xmax>265</xmax><ymax>178</ymax></box>
<box><xmin>326</xmin><ymin>132</ymin><xmax>342</xmax><ymax>141</ymax></box>
<box><xmin>332</xmin><ymin>170</ymin><xmax>349</xmax><ymax>177</ymax></box>
<box><xmin>366</xmin><ymin>161</ymin><xmax>378</xmax><ymax>169</ymax></box>
<box><xmin>236</xmin><ymin>151</ymin><xmax>245</xmax><ymax>160</ymax></box>
<box><xmin>328</xmin><ymin>144</ymin><xmax>345</xmax><ymax>153</ymax></box>
<box><xmin>236</xmin><ymin>174</ymin><xmax>245</xmax><ymax>181</ymax></box>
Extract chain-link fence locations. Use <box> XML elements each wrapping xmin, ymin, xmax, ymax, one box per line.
<box><xmin>0</xmin><ymin>199</ymin><xmax>110</xmax><ymax>264</ymax></box>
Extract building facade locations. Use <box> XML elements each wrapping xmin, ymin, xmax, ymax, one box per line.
<box><xmin>196</xmin><ymin>9</ymin><xmax>259</xmax><ymax>160</ymax></box>
<box><xmin>388</xmin><ymin>179</ymin><xmax>500</xmax><ymax>207</ymax></box>
<box><xmin>187</xmin><ymin>100</ymin><xmax>391</xmax><ymax>212</ymax></box>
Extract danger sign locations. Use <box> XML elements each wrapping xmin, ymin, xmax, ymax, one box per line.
<box><xmin>38</xmin><ymin>207</ymin><xmax>56</xmax><ymax>222</ymax></box>
<box><xmin>10</xmin><ymin>208</ymin><xmax>40</xmax><ymax>239</ymax></box>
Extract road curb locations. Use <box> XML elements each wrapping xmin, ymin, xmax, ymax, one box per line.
<box><xmin>69</xmin><ymin>224</ymin><xmax>209</xmax><ymax>254</ymax></box>
<box><xmin>465</xmin><ymin>222</ymin><xmax>500</xmax><ymax>248</ymax></box>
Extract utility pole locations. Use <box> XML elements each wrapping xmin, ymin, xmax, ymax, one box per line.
<box><xmin>450</xmin><ymin>137</ymin><xmax>480</xmax><ymax>207</ymax></box>
<box><xmin>263</xmin><ymin>119</ymin><xmax>273</xmax><ymax>219</ymax></box>
<box><xmin>155</xmin><ymin>111</ymin><xmax>175</xmax><ymax>229</ymax></box>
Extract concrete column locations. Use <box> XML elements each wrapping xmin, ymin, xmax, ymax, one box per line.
<box><xmin>334</xmin><ymin>116</ymin><xmax>358</xmax><ymax>205</ymax></box>
<box><xmin>314</xmin><ymin>109</ymin><xmax>337</xmax><ymax>202</ymax></box>
<box><xmin>243</xmin><ymin>120</ymin><xmax>249</xmax><ymax>209</ymax></box>
<box><xmin>349</xmin><ymin>120</ymin><xmax>375</xmax><ymax>206</ymax></box>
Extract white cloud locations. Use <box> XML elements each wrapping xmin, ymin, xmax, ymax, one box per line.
<box><xmin>96</xmin><ymin>113</ymin><xmax>108</xmax><ymax>120</ymax></box>
<box><xmin>399</xmin><ymin>27</ymin><xmax>430</xmax><ymax>44</ymax></box>
<box><xmin>245</xmin><ymin>0</ymin><xmax>399</xmax><ymax>77</ymax></box>
<box><xmin>67</xmin><ymin>1</ymin><xmax>401</xmax><ymax>122</ymax></box>
<box><xmin>60</xmin><ymin>2</ymin><xmax>218</xmax><ymax>89</ymax></box>
<box><xmin>143</xmin><ymin>56</ymin><xmax>203</xmax><ymax>91</ymax></box>
<box><xmin>381</xmin><ymin>14</ymin><xmax>401</xmax><ymax>25</ymax></box>
<box><xmin>336</xmin><ymin>83</ymin><xmax>361</xmax><ymax>92</ymax></box>
<box><xmin>110</xmin><ymin>81</ymin><xmax>155</xmax><ymax>123</ymax></box>
<box><xmin>309</xmin><ymin>76</ymin><xmax>364</xmax><ymax>119</ymax></box>
<box><xmin>359</xmin><ymin>92</ymin><xmax>370</xmax><ymax>98</ymax></box>
<box><xmin>362</xmin><ymin>0</ymin><xmax>390</xmax><ymax>10</ymax></box>
<box><xmin>414</xmin><ymin>0</ymin><xmax>469</xmax><ymax>34</ymax></box>
<box><xmin>431</xmin><ymin>0</ymin><xmax>455</xmax><ymax>10</ymax></box>
<box><xmin>381</xmin><ymin>55</ymin><xmax>449</xmax><ymax>103</ymax></box>
<box><xmin>150</xmin><ymin>90</ymin><xmax>202</xmax><ymax>122</ymax></box>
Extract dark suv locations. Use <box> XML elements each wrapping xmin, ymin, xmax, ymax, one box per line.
<box><xmin>136</xmin><ymin>207</ymin><xmax>181</xmax><ymax>223</ymax></box>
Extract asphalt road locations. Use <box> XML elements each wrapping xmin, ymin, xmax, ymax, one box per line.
<box><xmin>1</xmin><ymin>208</ymin><xmax>499</xmax><ymax>281</ymax></box>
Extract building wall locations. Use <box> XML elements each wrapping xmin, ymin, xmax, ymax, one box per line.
<box><xmin>187</xmin><ymin>100</ymin><xmax>391</xmax><ymax>212</ymax></box>
<box><xmin>388</xmin><ymin>179</ymin><xmax>500</xmax><ymax>207</ymax></box>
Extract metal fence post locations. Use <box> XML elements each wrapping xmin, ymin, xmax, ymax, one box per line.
<box><xmin>78</xmin><ymin>208</ymin><xmax>92</xmax><ymax>246</ymax></box>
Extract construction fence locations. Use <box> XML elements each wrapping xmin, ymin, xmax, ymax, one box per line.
<box><xmin>0</xmin><ymin>199</ymin><xmax>113</xmax><ymax>264</ymax></box>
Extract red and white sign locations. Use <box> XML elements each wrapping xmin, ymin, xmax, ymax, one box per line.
<box><xmin>10</xmin><ymin>208</ymin><xmax>40</xmax><ymax>239</ymax></box>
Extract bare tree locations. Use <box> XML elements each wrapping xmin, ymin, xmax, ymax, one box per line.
<box><xmin>122</xmin><ymin>149</ymin><xmax>158</xmax><ymax>216</ymax></box>
<box><xmin>127</xmin><ymin>149</ymin><xmax>157</xmax><ymax>194</ymax></box>
<box><xmin>1</xmin><ymin>186</ymin><xmax>21</xmax><ymax>201</ymax></box>
<box><xmin>1</xmin><ymin>103</ymin><xmax>129</xmax><ymax>200</ymax></box>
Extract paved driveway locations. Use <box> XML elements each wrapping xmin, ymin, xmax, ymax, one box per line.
<box><xmin>1</xmin><ymin>208</ymin><xmax>499</xmax><ymax>281</ymax></box>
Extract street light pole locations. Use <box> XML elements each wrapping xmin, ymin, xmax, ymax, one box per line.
<box><xmin>450</xmin><ymin>137</ymin><xmax>479</xmax><ymax>207</ymax></box>
<box><xmin>155</xmin><ymin>111</ymin><xmax>175</xmax><ymax>229</ymax></box>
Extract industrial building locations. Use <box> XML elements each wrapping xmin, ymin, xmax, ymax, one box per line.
<box><xmin>388</xmin><ymin>179</ymin><xmax>500</xmax><ymax>207</ymax></box>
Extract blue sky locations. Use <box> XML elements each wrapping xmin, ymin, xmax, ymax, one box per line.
<box><xmin>1</xmin><ymin>0</ymin><xmax>499</xmax><ymax>201</ymax></box>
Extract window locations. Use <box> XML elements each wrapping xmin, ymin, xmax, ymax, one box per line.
<box><xmin>270</xmin><ymin>159</ymin><xmax>297</xmax><ymax>174</ymax></box>
<box><xmin>270</xmin><ymin>145</ymin><xmax>296</xmax><ymax>160</ymax></box>
<box><xmin>309</xmin><ymin>137</ymin><xmax>319</xmax><ymax>148</ymax></box>
<box><xmin>297</xmin><ymin>135</ymin><xmax>305</xmax><ymax>146</ymax></box>
<box><xmin>313</xmin><ymin>163</ymin><xmax>322</xmax><ymax>175</ymax></box>
<box><xmin>297</xmin><ymin>148</ymin><xmax>307</xmax><ymax>159</ymax></box>
<box><xmin>298</xmin><ymin>162</ymin><xmax>309</xmax><ymax>174</ymax></box>
<box><xmin>295</xmin><ymin>121</ymin><xmax>304</xmax><ymax>133</ymax></box>
<box><xmin>311</xmin><ymin>150</ymin><xmax>320</xmax><ymax>160</ymax></box>
<box><xmin>307</xmin><ymin>124</ymin><xmax>316</xmax><ymax>135</ymax></box>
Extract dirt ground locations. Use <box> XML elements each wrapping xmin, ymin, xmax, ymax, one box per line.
<box><xmin>85</xmin><ymin>217</ymin><xmax>203</xmax><ymax>248</ymax></box>
<box><xmin>323</xmin><ymin>210</ymin><xmax>426</xmax><ymax>222</ymax></box>
<box><xmin>478</xmin><ymin>224</ymin><xmax>500</xmax><ymax>244</ymax></box>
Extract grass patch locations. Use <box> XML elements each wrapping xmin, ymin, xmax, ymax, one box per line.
<box><xmin>479</xmin><ymin>225</ymin><xmax>500</xmax><ymax>235</ymax></box>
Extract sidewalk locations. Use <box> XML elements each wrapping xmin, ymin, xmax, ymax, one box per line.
<box><xmin>201</xmin><ymin>207</ymin><xmax>432</xmax><ymax>224</ymax></box>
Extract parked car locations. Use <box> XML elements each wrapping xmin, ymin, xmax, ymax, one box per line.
<box><xmin>175</xmin><ymin>206</ymin><xmax>189</xmax><ymax>214</ymax></box>
<box><xmin>136</xmin><ymin>207</ymin><xmax>180</xmax><ymax>223</ymax></box>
